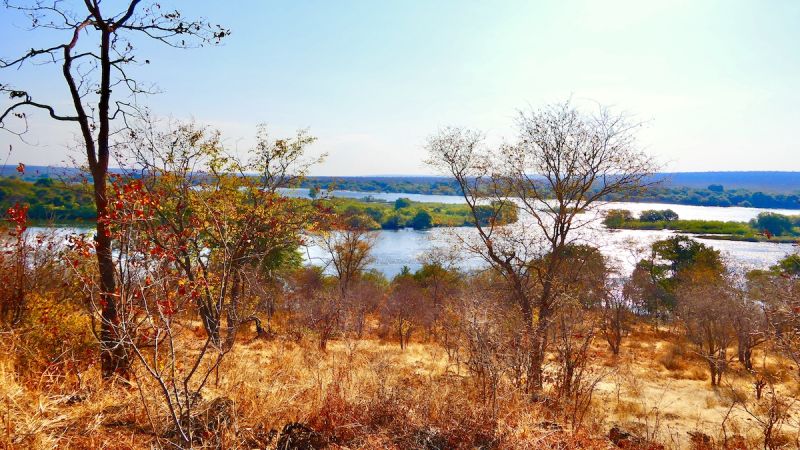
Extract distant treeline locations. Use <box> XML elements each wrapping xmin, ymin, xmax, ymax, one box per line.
<box><xmin>303</xmin><ymin>176</ymin><xmax>800</xmax><ymax>209</ymax></box>
<box><xmin>4</xmin><ymin>170</ymin><xmax>800</xmax><ymax>214</ymax></box>
<box><xmin>603</xmin><ymin>186</ymin><xmax>800</xmax><ymax>209</ymax></box>
<box><xmin>301</xmin><ymin>176</ymin><xmax>462</xmax><ymax>196</ymax></box>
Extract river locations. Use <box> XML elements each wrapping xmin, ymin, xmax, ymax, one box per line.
<box><xmin>289</xmin><ymin>189</ymin><xmax>798</xmax><ymax>278</ymax></box>
<box><xmin>35</xmin><ymin>190</ymin><xmax>798</xmax><ymax>279</ymax></box>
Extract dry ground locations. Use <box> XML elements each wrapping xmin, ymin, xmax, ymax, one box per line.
<box><xmin>1</xmin><ymin>326</ymin><xmax>797</xmax><ymax>449</ymax></box>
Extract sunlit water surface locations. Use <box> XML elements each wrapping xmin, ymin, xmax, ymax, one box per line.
<box><xmin>36</xmin><ymin>190</ymin><xmax>798</xmax><ymax>279</ymax></box>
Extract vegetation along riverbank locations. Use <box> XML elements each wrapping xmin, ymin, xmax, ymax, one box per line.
<box><xmin>604</xmin><ymin>208</ymin><xmax>800</xmax><ymax>243</ymax></box>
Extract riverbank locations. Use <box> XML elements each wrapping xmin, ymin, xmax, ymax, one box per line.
<box><xmin>603</xmin><ymin>209</ymin><xmax>800</xmax><ymax>244</ymax></box>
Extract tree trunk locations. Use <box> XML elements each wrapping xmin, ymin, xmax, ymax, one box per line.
<box><xmin>94</xmin><ymin>163</ymin><xmax>127</xmax><ymax>378</ymax></box>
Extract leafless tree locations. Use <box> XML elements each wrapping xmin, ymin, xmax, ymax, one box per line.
<box><xmin>677</xmin><ymin>278</ymin><xmax>736</xmax><ymax>387</ymax></box>
<box><xmin>425</xmin><ymin>100</ymin><xmax>655</xmax><ymax>393</ymax></box>
<box><xmin>731</xmin><ymin>292</ymin><xmax>766</xmax><ymax>372</ymax></box>
<box><xmin>600</xmin><ymin>280</ymin><xmax>632</xmax><ymax>356</ymax></box>
<box><xmin>317</xmin><ymin>226</ymin><xmax>376</xmax><ymax>300</ymax></box>
<box><xmin>312</xmin><ymin>225</ymin><xmax>376</xmax><ymax>347</ymax></box>
<box><xmin>0</xmin><ymin>0</ymin><xmax>228</xmax><ymax>377</ymax></box>
<box><xmin>382</xmin><ymin>272</ymin><xmax>423</xmax><ymax>349</ymax></box>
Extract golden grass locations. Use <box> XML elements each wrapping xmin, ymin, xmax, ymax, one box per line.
<box><xmin>1</xmin><ymin>326</ymin><xmax>798</xmax><ymax>449</ymax></box>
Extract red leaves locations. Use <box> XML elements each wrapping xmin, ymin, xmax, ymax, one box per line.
<box><xmin>158</xmin><ymin>297</ymin><xmax>176</xmax><ymax>316</ymax></box>
<box><xmin>5</xmin><ymin>203</ymin><xmax>29</xmax><ymax>236</ymax></box>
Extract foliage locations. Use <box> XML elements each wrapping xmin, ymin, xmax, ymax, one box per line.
<box><xmin>410</xmin><ymin>210</ymin><xmax>433</xmax><ymax>230</ymax></box>
<box><xmin>394</xmin><ymin>197</ymin><xmax>412</xmax><ymax>209</ymax></box>
<box><xmin>0</xmin><ymin>177</ymin><xmax>95</xmax><ymax>223</ymax></box>
<box><xmin>638</xmin><ymin>209</ymin><xmax>678</xmax><ymax>222</ymax></box>
<box><xmin>295</xmin><ymin>175</ymin><xmax>800</xmax><ymax>209</ymax></box>
<box><xmin>330</xmin><ymin>197</ymin><xmax>517</xmax><ymax>230</ymax></box>
<box><xmin>628</xmin><ymin>236</ymin><xmax>723</xmax><ymax>316</ymax></box>
<box><xmin>751</xmin><ymin>212</ymin><xmax>797</xmax><ymax>236</ymax></box>
<box><xmin>605</xmin><ymin>209</ymin><xmax>800</xmax><ymax>241</ymax></box>
<box><xmin>602</xmin><ymin>209</ymin><xmax>633</xmax><ymax>228</ymax></box>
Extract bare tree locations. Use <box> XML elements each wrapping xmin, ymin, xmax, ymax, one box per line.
<box><xmin>677</xmin><ymin>278</ymin><xmax>736</xmax><ymax>387</ymax></box>
<box><xmin>752</xmin><ymin>268</ymin><xmax>800</xmax><ymax>381</ymax></box>
<box><xmin>0</xmin><ymin>0</ymin><xmax>228</xmax><ymax>377</ymax></box>
<box><xmin>599</xmin><ymin>281</ymin><xmax>631</xmax><ymax>356</ymax></box>
<box><xmin>425</xmin><ymin>100</ymin><xmax>654</xmax><ymax>393</ymax></box>
<box><xmin>731</xmin><ymin>292</ymin><xmax>766</xmax><ymax>372</ymax></box>
<box><xmin>382</xmin><ymin>270</ymin><xmax>423</xmax><ymax>349</ymax></box>
<box><xmin>318</xmin><ymin>226</ymin><xmax>376</xmax><ymax>300</ymax></box>
<box><xmin>313</xmin><ymin>225</ymin><xmax>376</xmax><ymax>349</ymax></box>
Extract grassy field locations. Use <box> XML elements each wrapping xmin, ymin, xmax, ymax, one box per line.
<box><xmin>2</xmin><ymin>322</ymin><xmax>797</xmax><ymax>449</ymax></box>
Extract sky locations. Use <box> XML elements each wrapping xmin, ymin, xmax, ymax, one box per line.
<box><xmin>1</xmin><ymin>0</ymin><xmax>799</xmax><ymax>175</ymax></box>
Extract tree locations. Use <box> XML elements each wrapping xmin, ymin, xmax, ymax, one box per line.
<box><xmin>677</xmin><ymin>276</ymin><xmax>736</xmax><ymax>387</ymax></box>
<box><xmin>383</xmin><ymin>271</ymin><xmax>423</xmax><ymax>349</ymax></box>
<box><xmin>631</xmin><ymin>236</ymin><xmax>724</xmax><ymax>317</ymax></box>
<box><xmin>752</xmin><ymin>212</ymin><xmax>794</xmax><ymax>237</ymax></box>
<box><xmin>122</xmin><ymin>120</ymin><xmax>321</xmax><ymax>349</ymax></box>
<box><xmin>751</xmin><ymin>255</ymin><xmax>800</xmax><ymax>381</ymax></box>
<box><xmin>425</xmin><ymin>100</ymin><xmax>654</xmax><ymax>393</ymax></box>
<box><xmin>412</xmin><ymin>259</ymin><xmax>460</xmax><ymax>340</ymax></box>
<box><xmin>639</xmin><ymin>209</ymin><xmax>678</xmax><ymax>222</ymax></box>
<box><xmin>603</xmin><ymin>209</ymin><xmax>633</xmax><ymax>228</ymax></box>
<box><xmin>394</xmin><ymin>197</ymin><xmax>412</xmax><ymax>209</ymax></box>
<box><xmin>599</xmin><ymin>282</ymin><xmax>631</xmax><ymax>356</ymax></box>
<box><xmin>315</xmin><ymin>222</ymin><xmax>376</xmax><ymax>349</ymax></box>
<box><xmin>0</xmin><ymin>1</ymin><xmax>228</xmax><ymax>378</ymax></box>
<box><xmin>410</xmin><ymin>209</ymin><xmax>433</xmax><ymax>230</ymax></box>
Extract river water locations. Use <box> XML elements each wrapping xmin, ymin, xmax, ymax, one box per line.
<box><xmin>290</xmin><ymin>189</ymin><xmax>798</xmax><ymax>278</ymax></box>
<box><xmin>37</xmin><ymin>190</ymin><xmax>798</xmax><ymax>279</ymax></box>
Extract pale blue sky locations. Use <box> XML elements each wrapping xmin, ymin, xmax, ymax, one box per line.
<box><xmin>1</xmin><ymin>0</ymin><xmax>799</xmax><ymax>175</ymax></box>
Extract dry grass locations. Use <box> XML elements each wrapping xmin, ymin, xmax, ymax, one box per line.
<box><xmin>1</xmin><ymin>326</ymin><xmax>798</xmax><ymax>449</ymax></box>
<box><xmin>594</xmin><ymin>326</ymin><xmax>800</xmax><ymax>449</ymax></box>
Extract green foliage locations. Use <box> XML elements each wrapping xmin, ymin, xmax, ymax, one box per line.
<box><xmin>651</xmin><ymin>236</ymin><xmax>723</xmax><ymax>275</ymax></box>
<box><xmin>639</xmin><ymin>209</ymin><xmax>678</xmax><ymax>222</ymax></box>
<box><xmin>751</xmin><ymin>212</ymin><xmax>796</xmax><ymax>236</ymax></box>
<box><xmin>394</xmin><ymin>197</ymin><xmax>412</xmax><ymax>209</ymax></box>
<box><xmin>293</xmin><ymin>176</ymin><xmax>800</xmax><ymax>209</ymax></box>
<box><xmin>381</xmin><ymin>214</ymin><xmax>403</xmax><ymax>230</ymax></box>
<box><xmin>771</xmin><ymin>253</ymin><xmax>800</xmax><ymax>276</ymax></box>
<box><xmin>329</xmin><ymin>197</ymin><xmax>518</xmax><ymax>230</ymax></box>
<box><xmin>605</xmin><ymin>208</ymin><xmax>800</xmax><ymax>241</ymax></box>
<box><xmin>603</xmin><ymin>209</ymin><xmax>634</xmax><ymax>228</ymax></box>
<box><xmin>631</xmin><ymin>236</ymin><xmax>724</xmax><ymax>316</ymax></box>
<box><xmin>0</xmin><ymin>178</ymin><xmax>95</xmax><ymax>223</ymax></box>
<box><xmin>410</xmin><ymin>210</ymin><xmax>433</xmax><ymax>230</ymax></box>
<box><xmin>472</xmin><ymin>201</ymin><xmax>519</xmax><ymax>226</ymax></box>
<box><xmin>603</xmin><ymin>185</ymin><xmax>800</xmax><ymax>209</ymax></box>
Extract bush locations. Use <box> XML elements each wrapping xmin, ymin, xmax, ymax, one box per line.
<box><xmin>639</xmin><ymin>209</ymin><xmax>678</xmax><ymax>222</ymax></box>
<box><xmin>603</xmin><ymin>209</ymin><xmax>633</xmax><ymax>227</ymax></box>
<box><xmin>394</xmin><ymin>197</ymin><xmax>412</xmax><ymax>209</ymax></box>
<box><xmin>751</xmin><ymin>212</ymin><xmax>795</xmax><ymax>236</ymax></box>
<box><xmin>410</xmin><ymin>210</ymin><xmax>432</xmax><ymax>230</ymax></box>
